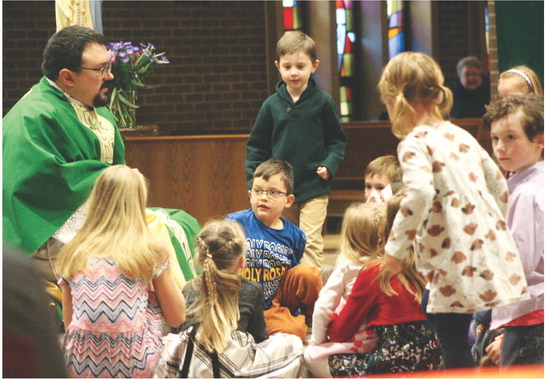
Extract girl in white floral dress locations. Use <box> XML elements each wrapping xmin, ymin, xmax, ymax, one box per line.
<box><xmin>378</xmin><ymin>52</ymin><xmax>529</xmax><ymax>369</ymax></box>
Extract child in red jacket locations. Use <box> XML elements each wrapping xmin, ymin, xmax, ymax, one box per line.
<box><xmin>325</xmin><ymin>194</ymin><xmax>442</xmax><ymax>377</ymax></box>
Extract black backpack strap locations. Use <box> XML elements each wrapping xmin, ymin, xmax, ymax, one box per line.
<box><xmin>210</xmin><ymin>351</ymin><xmax>221</xmax><ymax>378</ymax></box>
<box><xmin>179</xmin><ymin>327</ymin><xmax>197</xmax><ymax>378</ymax></box>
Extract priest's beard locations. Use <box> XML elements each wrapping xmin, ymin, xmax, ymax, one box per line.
<box><xmin>93</xmin><ymin>84</ymin><xmax>111</xmax><ymax>107</ymax></box>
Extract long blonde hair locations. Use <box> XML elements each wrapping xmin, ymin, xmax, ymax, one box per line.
<box><xmin>339</xmin><ymin>202</ymin><xmax>386</xmax><ymax>265</ymax></box>
<box><xmin>378</xmin><ymin>52</ymin><xmax>453</xmax><ymax>139</ymax></box>
<box><xmin>57</xmin><ymin>165</ymin><xmax>163</xmax><ymax>283</ymax></box>
<box><xmin>189</xmin><ymin>219</ymin><xmax>246</xmax><ymax>353</ymax></box>
<box><xmin>371</xmin><ymin>191</ymin><xmax>426</xmax><ymax>302</ymax></box>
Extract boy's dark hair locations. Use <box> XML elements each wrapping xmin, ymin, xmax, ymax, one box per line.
<box><xmin>41</xmin><ymin>25</ymin><xmax>107</xmax><ymax>80</ymax></box>
<box><xmin>253</xmin><ymin>159</ymin><xmax>294</xmax><ymax>194</ymax></box>
<box><xmin>364</xmin><ymin>155</ymin><xmax>402</xmax><ymax>184</ymax></box>
<box><xmin>276</xmin><ymin>31</ymin><xmax>317</xmax><ymax>62</ymax></box>
<box><xmin>483</xmin><ymin>95</ymin><xmax>544</xmax><ymax>141</ymax></box>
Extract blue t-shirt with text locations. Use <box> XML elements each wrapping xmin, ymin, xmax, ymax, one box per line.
<box><xmin>227</xmin><ymin>209</ymin><xmax>306</xmax><ymax>309</ymax></box>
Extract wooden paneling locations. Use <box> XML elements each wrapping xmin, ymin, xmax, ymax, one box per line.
<box><xmin>333</xmin><ymin>118</ymin><xmax>486</xmax><ymax>191</ymax></box>
<box><xmin>333</xmin><ymin>122</ymin><xmax>399</xmax><ymax>191</ymax></box>
<box><xmin>124</xmin><ymin>135</ymin><xmax>249</xmax><ymax>226</ymax></box>
<box><xmin>123</xmin><ymin>118</ymin><xmax>486</xmax><ymax>227</ymax></box>
<box><xmin>327</xmin><ymin>118</ymin><xmax>485</xmax><ymax>226</ymax></box>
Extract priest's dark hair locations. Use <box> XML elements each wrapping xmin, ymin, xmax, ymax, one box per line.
<box><xmin>41</xmin><ymin>25</ymin><xmax>107</xmax><ymax>80</ymax></box>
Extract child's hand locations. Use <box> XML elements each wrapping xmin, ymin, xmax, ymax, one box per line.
<box><xmin>317</xmin><ymin>166</ymin><xmax>330</xmax><ymax>180</ymax></box>
<box><xmin>485</xmin><ymin>334</ymin><xmax>503</xmax><ymax>366</ymax></box>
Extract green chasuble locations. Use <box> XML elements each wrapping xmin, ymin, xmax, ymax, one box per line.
<box><xmin>3</xmin><ymin>77</ymin><xmax>126</xmax><ymax>254</ymax></box>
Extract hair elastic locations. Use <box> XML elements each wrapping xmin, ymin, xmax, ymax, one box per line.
<box><xmin>507</xmin><ymin>69</ymin><xmax>534</xmax><ymax>93</ymax></box>
<box><xmin>206</xmin><ymin>253</ymin><xmax>213</xmax><ymax>259</ymax></box>
<box><xmin>438</xmin><ymin>86</ymin><xmax>447</xmax><ymax>107</ymax></box>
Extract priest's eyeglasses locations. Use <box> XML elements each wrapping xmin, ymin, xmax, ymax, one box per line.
<box><xmin>251</xmin><ymin>188</ymin><xmax>288</xmax><ymax>199</ymax></box>
<box><xmin>80</xmin><ymin>62</ymin><xmax>112</xmax><ymax>76</ymax></box>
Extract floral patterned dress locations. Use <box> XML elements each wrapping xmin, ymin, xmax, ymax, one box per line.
<box><xmin>385</xmin><ymin>121</ymin><xmax>529</xmax><ymax>313</ymax></box>
<box><xmin>59</xmin><ymin>257</ymin><xmax>167</xmax><ymax>378</ymax></box>
<box><xmin>326</xmin><ymin>264</ymin><xmax>442</xmax><ymax>376</ymax></box>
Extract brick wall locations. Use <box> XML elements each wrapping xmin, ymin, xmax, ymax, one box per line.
<box><xmin>2</xmin><ymin>1</ymin><xmax>269</xmax><ymax>135</ymax></box>
<box><xmin>3</xmin><ymin>2</ymin><xmax>56</xmax><ymax>112</ymax></box>
<box><xmin>3</xmin><ymin>1</ymin><xmax>488</xmax><ymax>131</ymax></box>
<box><xmin>487</xmin><ymin>0</ymin><xmax>499</xmax><ymax>97</ymax></box>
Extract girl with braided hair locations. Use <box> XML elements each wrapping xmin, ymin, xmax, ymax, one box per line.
<box><xmin>156</xmin><ymin>219</ymin><xmax>304</xmax><ymax>378</ymax></box>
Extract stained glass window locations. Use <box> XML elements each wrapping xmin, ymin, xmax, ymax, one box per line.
<box><xmin>485</xmin><ymin>4</ymin><xmax>490</xmax><ymax>71</ymax></box>
<box><xmin>336</xmin><ymin>0</ymin><xmax>355</xmax><ymax>122</ymax></box>
<box><xmin>387</xmin><ymin>0</ymin><xmax>404</xmax><ymax>59</ymax></box>
<box><xmin>283</xmin><ymin>0</ymin><xmax>303</xmax><ymax>31</ymax></box>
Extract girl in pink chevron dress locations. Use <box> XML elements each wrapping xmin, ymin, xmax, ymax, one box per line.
<box><xmin>57</xmin><ymin>165</ymin><xmax>186</xmax><ymax>378</ymax></box>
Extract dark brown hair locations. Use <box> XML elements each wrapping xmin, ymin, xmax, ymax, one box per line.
<box><xmin>482</xmin><ymin>95</ymin><xmax>544</xmax><ymax>141</ymax></box>
<box><xmin>253</xmin><ymin>159</ymin><xmax>294</xmax><ymax>194</ymax></box>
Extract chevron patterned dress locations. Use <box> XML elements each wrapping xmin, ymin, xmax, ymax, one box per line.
<box><xmin>60</xmin><ymin>257</ymin><xmax>166</xmax><ymax>378</ymax></box>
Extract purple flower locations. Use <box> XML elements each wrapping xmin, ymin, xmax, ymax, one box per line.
<box><xmin>107</xmin><ymin>40</ymin><xmax>169</xmax><ymax>93</ymax></box>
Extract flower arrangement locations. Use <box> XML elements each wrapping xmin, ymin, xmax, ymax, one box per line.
<box><xmin>107</xmin><ymin>41</ymin><xmax>169</xmax><ymax>129</ymax></box>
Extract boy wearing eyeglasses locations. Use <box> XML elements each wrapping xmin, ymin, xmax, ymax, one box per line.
<box><xmin>228</xmin><ymin>159</ymin><xmax>322</xmax><ymax>342</ymax></box>
<box><xmin>246</xmin><ymin>31</ymin><xmax>346</xmax><ymax>271</ymax></box>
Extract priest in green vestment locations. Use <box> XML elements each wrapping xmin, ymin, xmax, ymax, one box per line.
<box><xmin>3</xmin><ymin>26</ymin><xmax>199</xmax><ymax>290</ymax></box>
<box><xmin>3</xmin><ymin>26</ymin><xmax>125</xmax><ymax>256</ymax></box>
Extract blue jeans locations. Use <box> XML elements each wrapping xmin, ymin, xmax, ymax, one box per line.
<box><xmin>501</xmin><ymin>323</ymin><xmax>544</xmax><ymax>366</ymax></box>
<box><xmin>421</xmin><ymin>290</ymin><xmax>474</xmax><ymax>369</ymax></box>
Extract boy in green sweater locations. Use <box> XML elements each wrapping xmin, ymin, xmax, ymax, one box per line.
<box><xmin>246</xmin><ymin>31</ymin><xmax>346</xmax><ymax>270</ymax></box>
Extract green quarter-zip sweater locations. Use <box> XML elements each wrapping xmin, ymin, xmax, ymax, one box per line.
<box><xmin>246</xmin><ymin>79</ymin><xmax>346</xmax><ymax>203</ymax></box>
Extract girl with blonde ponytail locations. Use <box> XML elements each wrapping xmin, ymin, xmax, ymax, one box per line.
<box><xmin>378</xmin><ymin>52</ymin><xmax>529</xmax><ymax>369</ymax></box>
<box><xmin>378</xmin><ymin>52</ymin><xmax>453</xmax><ymax>139</ymax></box>
<box><xmin>185</xmin><ymin>219</ymin><xmax>265</xmax><ymax>353</ymax></box>
<box><xmin>156</xmin><ymin>219</ymin><xmax>304</xmax><ymax>378</ymax></box>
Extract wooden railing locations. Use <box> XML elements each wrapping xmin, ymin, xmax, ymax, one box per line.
<box><xmin>124</xmin><ymin>118</ymin><xmax>487</xmax><ymax>226</ymax></box>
